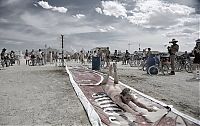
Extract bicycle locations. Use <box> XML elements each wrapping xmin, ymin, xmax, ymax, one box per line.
<box><xmin>185</xmin><ymin>61</ymin><xmax>200</xmax><ymax>73</ymax></box>
<box><xmin>147</xmin><ymin>57</ymin><xmax>170</xmax><ymax>75</ymax></box>
<box><xmin>174</xmin><ymin>55</ymin><xmax>192</xmax><ymax>72</ymax></box>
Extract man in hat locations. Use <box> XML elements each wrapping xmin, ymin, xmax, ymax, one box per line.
<box><xmin>192</xmin><ymin>39</ymin><xmax>200</xmax><ymax>64</ymax></box>
<box><xmin>1</xmin><ymin>48</ymin><xmax>6</xmax><ymax>61</ymax></box>
<box><xmin>168</xmin><ymin>39</ymin><xmax>179</xmax><ymax>75</ymax></box>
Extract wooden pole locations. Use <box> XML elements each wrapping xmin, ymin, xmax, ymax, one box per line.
<box><xmin>61</xmin><ymin>34</ymin><xmax>64</xmax><ymax>67</ymax></box>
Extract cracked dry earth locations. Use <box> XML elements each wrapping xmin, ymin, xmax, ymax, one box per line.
<box><xmin>0</xmin><ymin>64</ymin><xmax>91</xmax><ymax>126</ymax></box>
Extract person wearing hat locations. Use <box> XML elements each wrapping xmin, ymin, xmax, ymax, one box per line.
<box><xmin>191</xmin><ymin>39</ymin><xmax>200</xmax><ymax>79</ymax></box>
<box><xmin>1</xmin><ymin>48</ymin><xmax>6</xmax><ymax>61</ymax></box>
<box><xmin>192</xmin><ymin>39</ymin><xmax>200</xmax><ymax>64</ymax></box>
<box><xmin>168</xmin><ymin>39</ymin><xmax>179</xmax><ymax>75</ymax></box>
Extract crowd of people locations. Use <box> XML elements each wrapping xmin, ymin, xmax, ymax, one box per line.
<box><xmin>70</xmin><ymin>47</ymin><xmax>111</xmax><ymax>68</ymax></box>
<box><xmin>1</xmin><ymin>38</ymin><xmax>200</xmax><ymax>75</ymax></box>
<box><xmin>24</xmin><ymin>49</ymin><xmax>46</xmax><ymax>66</ymax></box>
<box><xmin>0</xmin><ymin>48</ymin><xmax>20</xmax><ymax>68</ymax></box>
<box><xmin>1</xmin><ymin>38</ymin><xmax>200</xmax><ymax>121</ymax></box>
<box><xmin>66</xmin><ymin>38</ymin><xmax>200</xmax><ymax>77</ymax></box>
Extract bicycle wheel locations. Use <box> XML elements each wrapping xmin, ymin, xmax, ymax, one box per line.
<box><xmin>29</xmin><ymin>60</ymin><xmax>32</xmax><ymax>66</ymax></box>
<box><xmin>161</xmin><ymin>64</ymin><xmax>169</xmax><ymax>75</ymax></box>
<box><xmin>148</xmin><ymin>65</ymin><xmax>159</xmax><ymax>75</ymax></box>
<box><xmin>185</xmin><ymin>63</ymin><xmax>192</xmax><ymax>73</ymax></box>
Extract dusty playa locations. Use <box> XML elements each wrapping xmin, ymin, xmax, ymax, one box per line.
<box><xmin>0</xmin><ymin>64</ymin><xmax>90</xmax><ymax>125</ymax></box>
<box><xmin>102</xmin><ymin>62</ymin><xmax>200</xmax><ymax>120</ymax></box>
<box><xmin>0</xmin><ymin>61</ymin><xmax>199</xmax><ymax>125</ymax></box>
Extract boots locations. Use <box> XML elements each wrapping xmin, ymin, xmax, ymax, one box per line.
<box><xmin>169</xmin><ymin>71</ymin><xmax>175</xmax><ymax>75</ymax></box>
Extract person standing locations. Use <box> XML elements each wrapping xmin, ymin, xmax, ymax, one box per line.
<box><xmin>142</xmin><ymin>49</ymin><xmax>147</xmax><ymax>61</ymax></box>
<box><xmin>114</xmin><ymin>50</ymin><xmax>118</xmax><ymax>62</ymax></box>
<box><xmin>168</xmin><ymin>39</ymin><xmax>179</xmax><ymax>75</ymax></box>
<box><xmin>192</xmin><ymin>39</ymin><xmax>200</xmax><ymax>79</ymax></box>
<box><xmin>80</xmin><ymin>50</ymin><xmax>85</xmax><ymax>64</ymax></box>
<box><xmin>25</xmin><ymin>49</ymin><xmax>30</xmax><ymax>65</ymax></box>
<box><xmin>105</xmin><ymin>47</ymin><xmax>110</xmax><ymax>68</ymax></box>
<box><xmin>38</xmin><ymin>49</ymin><xmax>43</xmax><ymax>65</ymax></box>
<box><xmin>10</xmin><ymin>50</ymin><xmax>15</xmax><ymax>66</ymax></box>
<box><xmin>1</xmin><ymin>48</ymin><xmax>6</xmax><ymax>67</ymax></box>
<box><xmin>125</xmin><ymin>50</ymin><xmax>130</xmax><ymax>65</ymax></box>
<box><xmin>49</xmin><ymin>51</ymin><xmax>53</xmax><ymax>64</ymax></box>
<box><xmin>30</xmin><ymin>49</ymin><xmax>35</xmax><ymax>66</ymax></box>
<box><xmin>146</xmin><ymin>48</ymin><xmax>152</xmax><ymax>58</ymax></box>
<box><xmin>192</xmin><ymin>39</ymin><xmax>200</xmax><ymax>65</ymax></box>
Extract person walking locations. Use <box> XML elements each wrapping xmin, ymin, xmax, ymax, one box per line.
<box><xmin>168</xmin><ymin>39</ymin><xmax>179</xmax><ymax>75</ymax></box>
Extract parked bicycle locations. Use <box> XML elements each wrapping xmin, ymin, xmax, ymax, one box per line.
<box><xmin>184</xmin><ymin>58</ymin><xmax>199</xmax><ymax>73</ymax></box>
<box><xmin>147</xmin><ymin>56</ymin><xmax>170</xmax><ymax>75</ymax></box>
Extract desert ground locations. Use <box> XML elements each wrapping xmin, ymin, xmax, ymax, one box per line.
<box><xmin>100</xmin><ymin>61</ymin><xmax>200</xmax><ymax>120</ymax></box>
<box><xmin>0</xmin><ymin>60</ymin><xmax>199</xmax><ymax>126</ymax></box>
<box><xmin>0</xmin><ymin>61</ymin><xmax>90</xmax><ymax>126</ymax></box>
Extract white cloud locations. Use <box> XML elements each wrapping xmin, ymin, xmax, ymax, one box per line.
<box><xmin>98</xmin><ymin>0</ymin><xmax>195</xmax><ymax>29</ymax></box>
<box><xmin>37</xmin><ymin>1</ymin><xmax>67</xmax><ymax>13</ymax></box>
<box><xmin>52</xmin><ymin>7</ymin><xmax>67</xmax><ymax>13</ymax></box>
<box><xmin>38</xmin><ymin>1</ymin><xmax>52</xmax><ymax>9</ymax></box>
<box><xmin>98</xmin><ymin>25</ymin><xmax>115</xmax><ymax>32</ymax></box>
<box><xmin>127</xmin><ymin>13</ymin><xmax>149</xmax><ymax>25</ymax></box>
<box><xmin>73</xmin><ymin>14</ymin><xmax>85</xmax><ymax>19</ymax></box>
<box><xmin>165</xmin><ymin>28</ymin><xmax>196</xmax><ymax>38</ymax></box>
<box><xmin>33</xmin><ymin>3</ymin><xmax>38</xmax><ymax>7</ymax></box>
<box><xmin>127</xmin><ymin>0</ymin><xmax>195</xmax><ymax>29</ymax></box>
<box><xmin>108</xmin><ymin>26</ymin><xmax>115</xmax><ymax>30</ymax></box>
<box><xmin>100</xmin><ymin>1</ymin><xmax>127</xmax><ymax>18</ymax></box>
<box><xmin>95</xmin><ymin>7</ymin><xmax>102</xmax><ymax>14</ymax></box>
<box><xmin>99</xmin><ymin>29</ymin><xmax>107</xmax><ymax>32</ymax></box>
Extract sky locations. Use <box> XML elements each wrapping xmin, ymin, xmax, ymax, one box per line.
<box><xmin>0</xmin><ymin>0</ymin><xmax>200</xmax><ymax>53</ymax></box>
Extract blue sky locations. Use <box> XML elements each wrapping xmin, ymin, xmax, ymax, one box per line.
<box><xmin>0</xmin><ymin>0</ymin><xmax>200</xmax><ymax>53</ymax></box>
